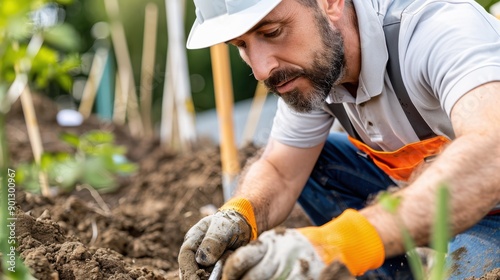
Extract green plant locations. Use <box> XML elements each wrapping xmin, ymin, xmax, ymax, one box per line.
<box><xmin>0</xmin><ymin>3</ymin><xmax>81</xmax><ymax>98</ymax></box>
<box><xmin>16</xmin><ymin>130</ymin><xmax>137</xmax><ymax>194</ymax></box>
<box><xmin>378</xmin><ymin>184</ymin><xmax>450</xmax><ymax>280</ymax></box>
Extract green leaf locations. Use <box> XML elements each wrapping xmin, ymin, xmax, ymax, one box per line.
<box><xmin>84</xmin><ymin>130</ymin><xmax>115</xmax><ymax>144</ymax></box>
<box><xmin>83</xmin><ymin>157</ymin><xmax>116</xmax><ymax>191</ymax></box>
<box><xmin>402</xmin><ymin>228</ymin><xmax>425</xmax><ymax>280</ymax></box>
<box><xmin>59</xmin><ymin>132</ymin><xmax>80</xmax><ymax>148</ymax></box>
<box><xmin>114</xmin><ymin>162</ymin><xmax>137</xmax><ymax>174</ymax></box>
<box><xmin>15</xmin><ymin>163</ymin><xmax>42</xmax><ymax>193</ymax></box>
<box><xmin>31</xmin><ymin>46</ymin><xmax>58</xmax><ymax>69</ymax></box>
<box><xmin>42</xmin><ymin>23</ymin><xmax>81</xmax><ymax>51</ymax></box>
<box><xmin>53</xmin><ymin>152</ymin><xmax>71</xmax><ymax>161</ymax></box>
<box><xmin>55</xmin><ymin>73</ymin><xmax>72</xmax><ymax>91</ymax></box>
<box><xmin>48</xmin><ymin>158</ymin><xmax>82</xmax><ymax>189</ymax></box>
<box><xmin>378</xmin><ymin>192</ymin><xmax>401</xmax><ymax>214</ymax></box>
<box><xmin>59</xmin><ymin>53</ymin><xmax>80</xmax><ymax>72</ymax></box>
<box><xmin>40</xmin><ymin>152</ymin><xmax>54</xmax><ymax>170</ymax></box>
<box><xmin>55</xmin><ymin>0</ymin><xmax>74</xmax><ymax>5</ymax></box>
<box><xmin>430</xmin><ymin>185</ymin><xmax>450</xmax><ymax>280</ymax></box>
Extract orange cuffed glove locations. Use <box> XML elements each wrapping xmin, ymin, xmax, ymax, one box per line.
<box><xmin>298</xmin><ymin>209</ymin><xmax>385</xmax><ymax>276</ymax></box>
<box><xmin>221</xmin><ymin>209</ymin><xmax>384</xmax><ymax>280</ymax></box>
<box><xmin>178</xmin><ymin>197</ymin><xmax>257</xmax><ymax>279</ymax></box>
<box><xmin>219</xmin><ymin>197</ymin><xmax>258</xmax><ymax>240</ymax></box>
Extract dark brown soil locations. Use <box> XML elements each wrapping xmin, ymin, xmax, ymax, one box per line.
<box><xmin>3</xmin><ymin>94</ymin><xmax>312</xmax><ymax>279</ymax></box>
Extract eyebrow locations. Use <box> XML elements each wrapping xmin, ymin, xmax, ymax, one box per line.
<box><xmin>248</xmin><ymin>20</ymin><xmax>279</xmax><ymax>33</ymax></box>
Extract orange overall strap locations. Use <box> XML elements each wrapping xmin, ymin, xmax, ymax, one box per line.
<box><xmin>348</xmin><ymin>135</ymin><xmax>451</xmax><ymax>182</ymax></box>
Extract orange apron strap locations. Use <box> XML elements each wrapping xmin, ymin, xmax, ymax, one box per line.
<box><xmin>348</xmin><ymin>135</ymin><xmax>450</xmax><ymax>182</ymax></box>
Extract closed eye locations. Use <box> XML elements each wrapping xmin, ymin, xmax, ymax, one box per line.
<box><xmin>263</xmin><ymin>28</ymin><xmax>282</xmax><ymax>38</ymax></box>
<box><xmin>228</xmin><ymin>39</ymin><xmax>246</xmax><ymax>49</ymax></box>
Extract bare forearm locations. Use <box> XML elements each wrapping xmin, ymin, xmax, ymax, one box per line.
<box><xmin>363</xmin><ymin>133</ymin><xmax>500</xmax><ymax>257</ymax></box>
<box><xmin>234</xmin><ymin>140</ymin><xmax>323</xmax><ymax>233</ymax></box>
<box><xmin>234</xmin><ymin>158</ymin><xmax>299</xmax><ymax>233</ymax></box>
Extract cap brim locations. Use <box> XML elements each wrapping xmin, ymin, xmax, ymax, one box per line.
<box><xmin>186</xmin><ymin>0</ymin><xmax>282</xmax><ymax>49</ymax></box>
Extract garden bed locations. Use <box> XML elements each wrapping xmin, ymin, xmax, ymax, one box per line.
<box><xmin>4</xmin><ymin>94</ymin><xmax>311</xmax><ymax>279</ymax></box>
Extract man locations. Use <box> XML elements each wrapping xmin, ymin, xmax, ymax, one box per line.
<box><xmin>179</xmin><ymin>0</ymin><xmax>500</xmax><ymax>279</ymax></box>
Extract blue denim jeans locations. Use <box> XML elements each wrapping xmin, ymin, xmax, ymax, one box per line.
<box><xmin>297</xmin><ymin>132</ymin><xmax>500</xmax><ymax>280</ymax></box>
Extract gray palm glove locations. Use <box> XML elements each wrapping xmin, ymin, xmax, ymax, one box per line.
<box><xmin>178</xmin><ymin>210</ymin><xmax>252</xmax><ymax>280</ymax></box>
<box><xmin>221</xmin><ymin>228</ymin><xmax>325</xmax><ymax>280</ymax></box>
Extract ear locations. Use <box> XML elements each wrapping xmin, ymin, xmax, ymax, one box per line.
<box><xmin>319</xmin><ymin>0</ymin><xmax>345</xmax><ymax>22</ymax></box>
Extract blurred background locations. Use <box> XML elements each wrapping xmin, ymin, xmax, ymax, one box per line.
<box><xmin>4</xmin><ymin>0</ymin><xmax>500</xmax><ymax>144</ymax></box>
<box><xmin>38</xmin><ymin>0</ymin><xmax>258</xmax><ymax>117</ymax></box>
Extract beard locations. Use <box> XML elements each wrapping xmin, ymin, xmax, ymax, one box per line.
<box><xmin>264</xmin><ymin>12</ymin><xmax>346</xmax><ymax>113</ymax></box>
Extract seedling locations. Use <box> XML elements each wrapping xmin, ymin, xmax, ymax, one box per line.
<box><xmin>16</xmin><ymin>130</ymin><xmax>137</xmax><ymax>194</ymax></box>
<box><xmin>378</xmin><ymin>184</ymin><xmax>450</xmax><ymax>280</ymax></box>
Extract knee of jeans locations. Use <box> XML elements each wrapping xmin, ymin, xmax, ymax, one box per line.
<box><xmin>446</xmin><ymin>219</ymin><xmax>500</xmax><ymax>279</ymax></box>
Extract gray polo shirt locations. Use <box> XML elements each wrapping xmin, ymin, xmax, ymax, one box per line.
<box><xmin>270</xmin><ymin>0</ymin><xmax>500</xmax><ymax>151</ymax></box>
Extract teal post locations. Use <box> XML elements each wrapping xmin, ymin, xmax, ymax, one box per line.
<box><xmin>96</xmin><ymin>50</ymin><xmax>115</xmax><ymax>121</ymax></box>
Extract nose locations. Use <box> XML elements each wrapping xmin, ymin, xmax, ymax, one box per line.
<box><xmin>241</xmin><ymin>45</ymin><xmax>279</xmax><ymax>81</ymax></box>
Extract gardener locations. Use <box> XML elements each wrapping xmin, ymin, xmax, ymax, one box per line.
<box><xmin>178</xmin><ymin>0</ymin><xmax>500</xmax><ymax>279</ymax></box>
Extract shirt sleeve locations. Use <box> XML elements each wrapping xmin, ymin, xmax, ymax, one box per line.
<box><xmin>400</xmin><ymin>0</ymin><xmax>500</xmax><ymax>116</ymax></box>
<box><xmin>270</xmin><ymin>98</ymin><xmax>334</xmax><ymax>148</ymax></box>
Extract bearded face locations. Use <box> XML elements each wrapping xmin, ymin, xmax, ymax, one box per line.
<box><xmin>264</xmin><ymin>10</ymin><xmax>346</xmax><ymax>113</ymax></box>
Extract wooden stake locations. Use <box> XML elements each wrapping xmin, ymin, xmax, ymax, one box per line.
<box><xmin>139</xmin><ymin>3</ymin><xmax>158</xmax><ymax>138</ymax></box>
<box><xmin>240</xmin><ymin>82</ymin><xmax>268</xmax><ymax>147</ymax></box>
<box><xmin>79</xmin><ymin>49</ymin><xmax>108</xmax><ymax>118</ymax></box>
<box><xmin>104</xmin><ymin>0</ymin><xmax>143</xmax><ymax>137</ymax></box>
<box><xmin>165</xmin><ymin>0</ymin><xmax>197</xmax><ymax>151</ymax></box>
<box><xmin>112</xmin><ymin>70</ymin><xmax>126</xmax><ymax>125</ymax></box>
<box><xmin>210</xmin><ymin>43</ymin><xmax>240</xmax><ymax>201</ymax></box>
<box><xmin>126</xmin><ymin>78</ymin><xmax>143</xmax><ymax>137</ymax></box>
<box><xmin>20</xmin><ymin>85</ymin><xmax>50</xmax><ymax>197</ymax></box>
<box><xmin>160</xmin><ymin>51</ymin><xmax>176</xmax><ymax>149</ymax></box>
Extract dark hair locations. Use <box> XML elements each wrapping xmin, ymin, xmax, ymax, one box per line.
<box><xmin>296</xmin><ymin>0</ymin><xmax>318</xmax><ymax>8</ymax></box>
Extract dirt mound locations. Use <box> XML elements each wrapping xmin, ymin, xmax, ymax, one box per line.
<box><xmin>5</xmin><ymin>94</ymin><xmax>311</xmax><ymax>279</ymax></box>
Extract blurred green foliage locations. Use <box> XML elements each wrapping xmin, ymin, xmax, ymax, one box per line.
<box><xmin>0</xmin><ymin>0</ymin><xmax>81</xmax><ymax>95</ymax></box>
<box><xmin>477</xmin><ymin>0</ymin><xmax>500</xmax><ymax>11</ymax></box>
<box><xmin>16</xmin><ymin>130</ymin><xmax>137</xmax><ymax>194</ymax></box>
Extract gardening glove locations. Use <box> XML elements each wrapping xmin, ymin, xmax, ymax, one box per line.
<box><xmin>222</xmin><ymin>209</ymin><xmax>385</xmax><ymax>280</ymax></box>
<box><xmin>178</xmin><ymin>197</ymin><xmax>258</xmax><ymax>280</ymax></box>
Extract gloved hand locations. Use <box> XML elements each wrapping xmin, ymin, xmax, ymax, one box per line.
<box><xmin>222</xmin><ymin>228</ymin><xmax>325</xmax><ymax>280</ymax></box>
<box><xmin>222</xmin><ymin>209</ymin><xmax>385</xmax><ymax>280</ymax></box>
<box><xmin>178</xmin><ymin>197</ymin><xmax>258</xmax><ymax>280</ymax></box>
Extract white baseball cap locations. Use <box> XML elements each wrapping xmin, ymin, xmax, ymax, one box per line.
<box><xmin>187</xmin><ymin>0</ymin><xmax>282</xmax><ymax>49</ymax></box>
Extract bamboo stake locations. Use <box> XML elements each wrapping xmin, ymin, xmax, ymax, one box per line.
<box><xmin>240</xmin><ymin>82</ymin><xmax>268</xmax><ymax>147</ymax></box>
<box><xmin>112</xmin><ymin>70</ymin><xmax>126</xmax><ymax>125</ymax></box>
<box><xmin>78</xmin><ymin>48</ymin><xmax>108</xmax><ymax>118</ymax></box>
<box><xmin>104</xmin><ymin>0</ymin><xmax>143</xmax><ymax>137</ymax></box>
<box><xmin>210</xmin><ymin>43</ymin><xmax>240</xmax><ymax>201</ymax></box>
<box><xmin>139</xmin><ymin>3</ymin><xmax>158</xmax><ymax>138</ymax></box>
<box><xmin>20</xmin><ymin>85</ymin><xmax>50</xmax><ymax>197</ymax></box>
<box><xmin>165</xmin><ymin>0</ymin><xmax>196</xmax><ymax>151</ymax></box>
<box><xmin>160</xmin><ymin>51</ymin><xmax>176</xmax><ymax>149</ymax></box>
<box><xmin>126</xmin><ymin>78</ymin><xmax>143</xmax><ymax>137</ymax></box>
